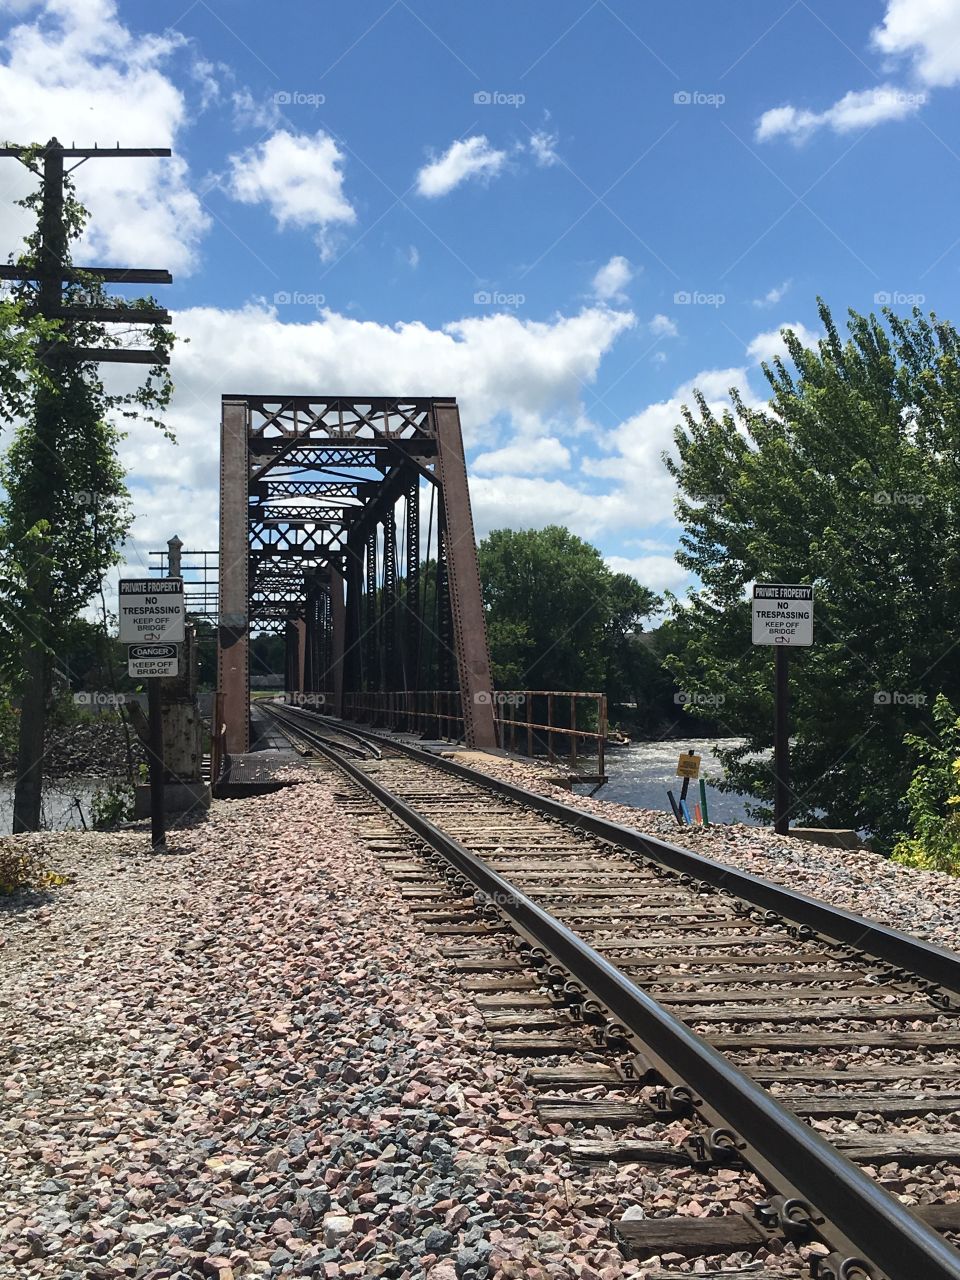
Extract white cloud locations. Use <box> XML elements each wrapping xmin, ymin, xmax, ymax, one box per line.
<box><xmin>114</xmin><ymin>302</ymin><xmax>635</xmax><ymax>557</ymax></box>
<box><xmin>528</xmin><ymin>129</ymin><xmax>560</xmax><ymax>167</ymax></box>
<box><xmin>746</xmin><ymin>321</ymin><xmax>821</xmax><ymax>364</ymax></box>
<box><xmin>226</xmin><ymin>130</ymin><xmax>355</xmax><ymax>255</ymax></box>
<box><xmin>405</xmin><ymin>245</ymin><xmax>420</xmax><ymax>269</ymax></box>
<box><xmin>0</xmin><ymin>0</ymin><xmax>210</xmax><ymax>274</ymax></box>
<box><xmin>231</xmin><ymin>87</ymin><xmax>282</xmax><ymax>131</ymax></box>
<box><xmin>473</xmin><ymin>436</ymin><xmax>571</xmax><ymax>475</ymax></box>
<box><xmin>606</xmin><ymin>554</ymin><xmax>689</xmax><ymax>593</ymax></box>
<box><xmin>756</xmin><ymin>83</ymin><xmax>925</xmax><ymax>142</ymax></box>
<box><xmin>873</xmin><ymin>0</ymin><xmax>960</xmax><ymax>88</ymax></box>
<box><xmin>583</xmin><ymin>367</ymin><xmax>755</xmax><ymax>526</ymax></box>
<box><xmin>592</xmin><ymin>255</ymin><xmax>633</xmax><ymax>302</ymax></box>
<box><xmin>110</xmin><ymin>305</ymin><xmax>768</xmax><ymax>590</ymax></box>
<box><xmin>415</xmin><ymin>135</ymin><xmax>507</xmax><ymax>198</ymax></box>
<box><xmin>753</xmin><ymin>279</ymin><xmax>792</xmax><ymax>307</ymax></box>
<box><xmin>649</xmin><ymin>313</ymin><xmax>678</xmax><ymax>338</ymax></box>
<box><xmin>468</xmin><ymin>475</ymin><xmax>626</xmax><ymax>542</ymax></box>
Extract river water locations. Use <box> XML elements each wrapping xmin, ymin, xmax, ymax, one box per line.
<box><xmin>0</xmin><ymin>777</ymin><xmax>105</xmax><ymax>833</ymax></box>
<box><xmin>574</xmin><ymin>737</ymin><xmax>761</xmax><ymax>825</ymax></box>
<box><xmin>1</xmin><ymin>740</ymin><xmax>760</xmax><ymax>833</ymax></box>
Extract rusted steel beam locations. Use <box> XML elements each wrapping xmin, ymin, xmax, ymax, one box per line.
<box><xmin>405</xmin><ymin>479</ymin><xmax>421</xmax><ymax>694</ymax></box>
<box><xmin>382</xmin><ymin>508</ymin><xmax>399</xmax><ymax>692</ymax></box>
<box><xmin>330</xmin><ymin>567</ymin><xmax>346</xmax><ymax>717</ymax></box>
<box><xmin>296</xmin><ymin>616</ymin><xmax>307</xmax><ymax>693</ymax></box>
<box><xmin>434</xmin><ymin>400</ymin><xmax>497</xmax><ymax>749</ymax></box>
<box><xmin>218</xmin><ymin>399</ymin><xmax>250</xmax><ymax>753</ymax></box>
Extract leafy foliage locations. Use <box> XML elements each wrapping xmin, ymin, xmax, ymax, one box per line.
<box><xmin>893</xmin><ymin>695</ymin><xmax>960</xmax><ymax>874</ymax></box>
<box><xmin>0</xmin><ymin>840</ymin><xmax>73</xmax><ymax>895</ymax></box>
<box><xmin>91</xmin><ymin>781</ymin><xmax>135</xmax><ymax>829</ymax></box>
<box><xmin>478</xmin><ymin>525</ymin><xmax>660</xmax><ymax>693</ymax></box>
<box><xmin>0</xmin><ymin>155</ymin><xmax>176</xmax><ymax>682</ymax></box>
<box><xmin>664</xmin><ymin>301</ymin><xmax>960</xmax><ymax>846</ymax></box>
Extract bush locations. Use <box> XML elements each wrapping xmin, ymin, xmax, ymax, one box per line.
<box><xmin>91</xmin><ymin>780</ymin><xmax>135</xmax><ymax>828</ymax></box>
<box><xmin>0</xmin><ymin>842</ymin><xmax>72</xmax><ymax>895</ymax></box>
<box><xmin>892</xmin><ymin>694</ymin><xmax>960</xmax><ymax>874</ymax></box>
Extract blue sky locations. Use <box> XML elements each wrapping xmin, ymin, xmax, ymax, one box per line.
<box><xmin>1</xmin><ymin>0</ymin><xmax>958</xmax><ymax>594</ymax></box>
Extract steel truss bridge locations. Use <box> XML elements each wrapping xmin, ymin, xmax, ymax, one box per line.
<box><xmin>217</xmin><ymin>395</ymin><xmax>497</xmax><ymax>752</ymax></box>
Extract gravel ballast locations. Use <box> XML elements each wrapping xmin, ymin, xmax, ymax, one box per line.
<box><xmin>5</xmin><ymin>746</ymin><xmax>956</xmax><ymax>1279</ymax></box>
<box><xmin>0</xmin><ymin>779</ymin><xmax>804</xmax><ymax>1279</ymax></box>
<box><xmin>452</xmin><ymin>751</ymin><xmax>960</xmax><ymax>953</ymax></box>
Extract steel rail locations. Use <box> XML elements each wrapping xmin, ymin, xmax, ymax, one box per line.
<box><xmin>341</xmin><ymin>726</ymin><xmax>960</xmax><ymax>1000</ymax></box>
<box><xmin>264</xmin><ymin>704</ymin><xmax>380</xmax><ymax>760</ymax></box>
<box><xmin>301</xmin><ymin>730</ymin><xmax>960</xmax><ymax>1280</ymax></box>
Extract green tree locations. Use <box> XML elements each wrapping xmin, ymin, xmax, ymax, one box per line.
<box><xmin>0</xmin><ymin>143</ymin><xmax>175</xmax><ymax>829</ymax></box>
<box><xmin>893</xmin><ymin>694</ymin><xmax>960</xmax><ymax>873</ymax></box>
<box><xmin>664</xmin><ymin>300</ymin><xmax>960</xmax><ymax>846</ymax></box>
<box><xmin>478</xmin><ymin>525</ymin><xmax>659</xmax><ymax>692</ymax></box>
<box><xmin>604</xmin><ymin>571</ymin><xmax>662</xmax><ymax>706</ymax></box>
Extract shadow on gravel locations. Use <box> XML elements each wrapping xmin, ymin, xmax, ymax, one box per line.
<box><xmin>0</xmin><ymin>884</ymin><xmax>56</xmax><ymax>916</ymax></box>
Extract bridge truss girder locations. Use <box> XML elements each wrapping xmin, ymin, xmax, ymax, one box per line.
<box><xmin>218</xmin><ymin>395</ymin><xmax>496</xmax><ymax>752</ymax></box>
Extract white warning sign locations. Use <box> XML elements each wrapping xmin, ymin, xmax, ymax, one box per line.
<box><xmin>128</xmin><ymin>644</ymin><xmax>179</xmax><ymax>678</ymax></box>
<box><xmin>751</xmin><ymin>583</ymin><xmax>814</xmax><ymax>647</ymax></box>
<box><xmin>119</xmin><ymin>578</ymin><xmax>185</xmax><ymax>644</ymax></box>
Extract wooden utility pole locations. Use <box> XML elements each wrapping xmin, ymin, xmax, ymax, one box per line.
<box><xmin>1</xmin><ymin>138</ymin><xmax>172</xmax><ymax>832</ymax></box>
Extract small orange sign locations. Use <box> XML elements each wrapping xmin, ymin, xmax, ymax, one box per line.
<box><xmin>676</xmin><ymin>753</ymin><xmax>701</xmax><ymax>780</ymax></box>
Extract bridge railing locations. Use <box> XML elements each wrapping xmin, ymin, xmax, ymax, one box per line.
<box><xmin>340</xmin><ymin>689</ymin><xmax>607</xmax><ymax>780</ymax></box>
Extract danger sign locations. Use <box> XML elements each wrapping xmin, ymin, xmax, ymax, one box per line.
<box><xmin>128</xmin><ymin>644</ymin><xmax>179</xmax><ymax>678</ymax></box>
<box><xmin>752</xmin><ymin>583</ymin><xmax>814</xmax><ymax>647</ymax></box>
<box><xmin>676</xmin><ymin>753</ymin><xmax>701</xmax><ymax>780</ymax></box>
<box><xmin>119</xmin><ymin>578</ymin><xmax>185</xmax><ymax>644</ymax></box>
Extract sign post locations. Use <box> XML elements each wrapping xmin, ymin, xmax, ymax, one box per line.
<box><xmin>751</xmin><ymin>583</ymin><xmax>814</xmax><ymax>835</ymax></box>
<box><xmin>120</xmin><ymin>578</ymin><xmax>185</xmax><ymax>848</ymax></box>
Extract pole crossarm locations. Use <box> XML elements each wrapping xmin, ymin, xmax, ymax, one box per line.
<box><xmin>0</xmin><ymin>264</ymin><xmax>173</xmax><ymax>284</ymax></box>
<box><xmin>0</xmin><ymin>145</ymin><xmax>172</xmax><ymax>159</ymax></box>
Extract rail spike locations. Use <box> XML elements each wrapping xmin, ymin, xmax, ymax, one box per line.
<box><xmin>651</xmin><ymin>1084</ymin><xmax>696</xmax><ymax>1118</ymax></box>
<box><xmin>811</xmin><ymin>1253</ymin><xmax>876</xmax><ymax>1280</ymax></box>
<box><xmin>756</xmin><ymin>1194</ymin><xmax>823</xmax><ymax>1243</ymax></box>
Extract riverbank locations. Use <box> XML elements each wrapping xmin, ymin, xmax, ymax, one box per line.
<box><xmin>581</xmin><ymin>738</ymin><xmax>757</xmax><ymax>825</ymax></box>
<box><xmin>0</xmin><ymin>714</ymin><xmax>143</xmax><ymax>781</ymax></box>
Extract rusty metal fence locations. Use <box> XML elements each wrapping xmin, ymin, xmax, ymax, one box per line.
<box><xmin>340</xmin><ymin>689</ymin><xmax>607</xmax><ymax>780</ymax></box>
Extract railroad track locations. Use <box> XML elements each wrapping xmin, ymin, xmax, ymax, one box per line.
<box><xmin>263</xmin><ymin>703</ymin><xmax>960</xmax><ymax>1280</ymax></box>
<box><xmin>264</xmin><ymin>703</ymin><xmax>381</xmax><ymax>761</ymax></box>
